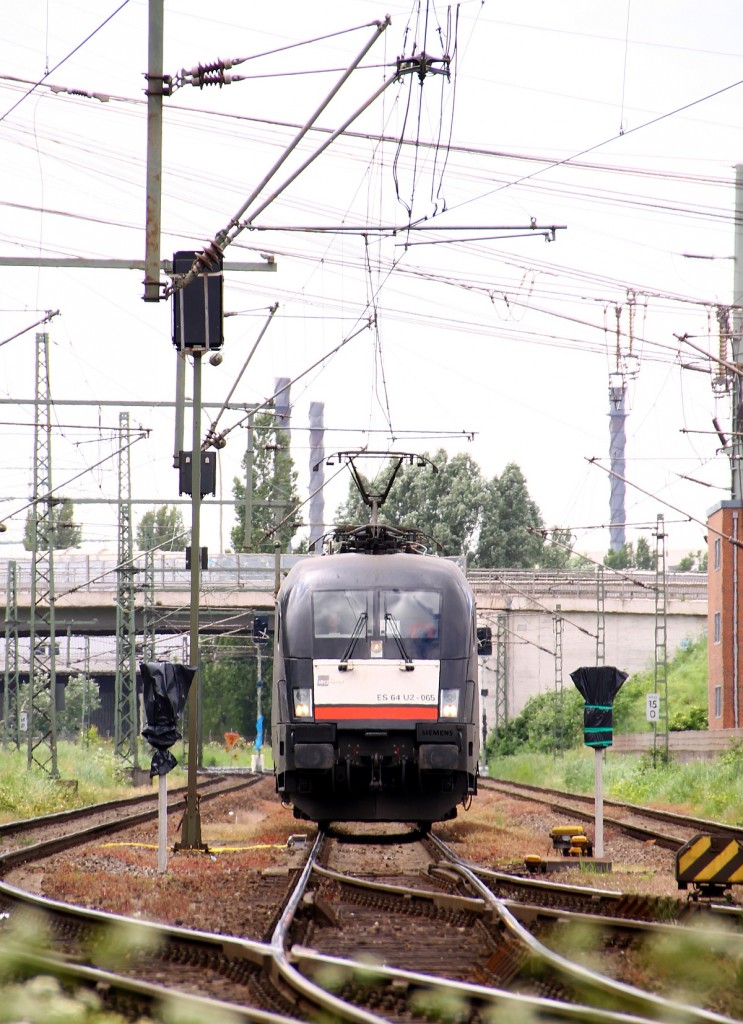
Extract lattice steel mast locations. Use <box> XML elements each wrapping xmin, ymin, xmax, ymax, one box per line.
<box><xmin>3</xmin><ymin>561</ymin><xmax>19</xmax><ymax>749</ymax></box>
<box><xmin>493</xmin><ymin>613</ymin><xmax>508</xmax><ymax>735</ymax></box>
<box><xmin>653</xmin><ymin>514</ymin><xmax>669</xmax><ymax>761</ymax></box>
<box><xmin>553</xmin><ymin>603</ymin><xmax>564</xmax><ymax>749</ymax></box>
<box><xmin>28</xmin><ymin>332</ymin><xmax>58</xmax><ymax>775</ymax></box>
<box><xmin>595</xmin><ymin>565</ymin><xmax>606</xmax><ymax>666</ymax></box>
<box><xmin>141</xmin><ymin>546</ymin><xmax>156</xmax><ymax>662</ymax></box>
<box><xmin>114</xmin><ymin>411</ymin><xmax>139</xmax><ymax>768</ymax></box>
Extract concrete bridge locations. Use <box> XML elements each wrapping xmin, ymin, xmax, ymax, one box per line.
<box><xmin>1</xmin><ymin>556</ymin><xmax>708</xmax><ymax>717</ymax></box>
<box><xmin>469</xmin><ymin>569</ymin><xmax>707</xmax><ymax>716</ymax></box>
<box><xmin>0</xmin><ymin>552</ymin><xmax>285</xmax><ymax>636</ymax></box>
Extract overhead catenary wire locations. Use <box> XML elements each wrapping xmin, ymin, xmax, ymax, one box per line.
<box><xmin>167</xmin><ymin>17</ymin><xmax>393</xmax><ymax>296</ymax></box>
<box><xmin>0</xmin><ymin>0</ymin><xmax>132</xmax><ymax>124</ymax></box>
<box><xmin>436</xmin><ymin>73</ymin><xmax>743</xmax><ymax>219</ymax></box>
<box><xmin>1</xmin><ymin>6</ymin><xmax>737</xmax><ymax>569</ymax></box>
<box><xmin>0</xmin><ymin>428</ymin><xmax>149</xmax><ymax>527</ymax></box>
<box><xmin>587</xmin><ymin>457</ymin><xmax>742</xmax><ymax>550</ymax></box>
<box><xmin>204</xmin><ymin>317</ymin><xmax>375</xmax><ymax>450</ymax></box>
<box><xmin>205</xmin><ymin>301</ymin><xmax>279</xmax><ymax>445</ymax></box>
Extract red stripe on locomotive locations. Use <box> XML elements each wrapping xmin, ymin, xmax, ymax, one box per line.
<box><xmin>315</xmin><ymin>705</ymin><xmax>438</xmax><ymax>720</ymax></box>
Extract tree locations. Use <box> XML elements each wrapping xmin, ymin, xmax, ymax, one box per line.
<box><xmin>538</xmin><ymin>527</ymin><xmax>575</xmax><ymax>570</ymax></box>
<box><xmin>676</xmin><ymin>549</ymin><xmax>708</xmax><ymax>572</ymax></box>
<box><xmin>334</xmin><ymin>449</ymin><xmax>486</xmax><ymax>558</ymax></box>
<box><xmin>23</xmin><ymin>497</ymin><xmax>82</xmax><ymax>551</ymax></box>
<box><xmin>475</xmin><ymin>463</ymin><xmax>544</xmax><ymax>568</ymax></box>
<box><xmin>486</xmin><ymin>689</ymin><xmax>584</xmax><ymax>758</ymax></box>
<box><xmin>232</xmin><ymin>412</ymin><xmax>300</xmax><ymax>553</ymax></box>
<box><xmin>603</xmin><ymin>542</ymin><xmax>633</xmax><ymax>569</ymax></box>
<box><xmin>58</xmin><ymin>675</ymin><xmax>101</xmax><ymax>738</ymax></box>
<box><xmin>17</xmin><ymin>673</ymin><xmax>101</xmax><ymax>739</ymax></box>
<box><xmin>603</xmin><ymin>538</ymin><xmax>655</xmax><ymax>570</ymax></box>
<box><xmin>200</xmin><ymin>637</ymin><xmax>272</xmax><ymax>741</ymax></box>
<box><xmin>136</xmin><ymin>505</ymin><xmax>189</xmax><ymax>551</ymax></box>
<box><xmin>635</xmin><ymin>536</ymin><xmax>655</xmax><ymax>570</ymax></box>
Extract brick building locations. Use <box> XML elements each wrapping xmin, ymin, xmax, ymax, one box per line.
<box><xmin>707</xmin><ymin>500</ymin><xmax>743</xmax><ymax>728</ymax></box>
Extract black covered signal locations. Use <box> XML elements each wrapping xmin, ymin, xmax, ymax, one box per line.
<box><xmin>570</xmin><ymin>665</ymin><xmax>628</xmax><ymax>749</ymax></box>
<box><xmin>172</xmin><ymin>249</ymin><xmax>224</xmax><ymax>350</ymax></box>
<box><xmin>140</xmin><ymin>661</ymin><xmax>196</xmax><ymax>776</ymax></box>
<box><xmin>477</xmin><ymin>626</ymin><xmax>492</xmax><ymax>656</ymax></box>
<box><xmin>253</xmin><ymin>614</ymin><xmax>270</xmax><ymax>644</ymax></box>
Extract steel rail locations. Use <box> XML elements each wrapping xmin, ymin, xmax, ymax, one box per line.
<box><xmin>481</xmin><ymin>779</ymin><xmax>696</xmax><ymax>850</ymax></box>
<box><xmin>0</xmin><ymin>776</ymin><xmax>261</xmax><ymax>872</ymax></box>
<box><xmin>427</xmin><ymin>830</ymin><xmax>736</xmax><ymax>1024</ymax></box>
<box><xmin>269</xmin><ymin>828</ymin><xmax>390</xmax><ymax>1023</ymax></box>
<box><xmin>0</xmin><ymin>772</ymin><xmax>234</xmax><ymax>838</ymax></box>
<box><xmin>483</xmin><ymin>778</ymin><xmax>743</xmax><ymax>839</ymax></box>
<box><xmin>0</xmin><ymin>880</ymin><xmax>288</xmax><ymax>1023</ymax></box>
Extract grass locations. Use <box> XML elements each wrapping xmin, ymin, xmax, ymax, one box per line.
<box><xmin>0</xmin><ymin>738</ymin><xmax>272</xmax><ymax>823</ymax></box>
<box><xmin>489</xmin><ymin>745</ymin><xmax>743</xmax><ymax>823</ymax></box>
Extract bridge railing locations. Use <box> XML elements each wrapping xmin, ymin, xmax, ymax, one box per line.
<box><xmin>466</xmin><ymin>568</ymin><xmax>707</xmax><ymax>603</ymax></box>
<box><xmin>0</xmin><ymin>553</ymin><xmax>304</xmax><ymax>594</ymax></box>
<box><xmin>0</xmin><ymin>556</ymin><xmax>709</xmax><ymax>602</ymax></box>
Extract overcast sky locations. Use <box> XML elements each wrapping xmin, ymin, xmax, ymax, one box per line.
<box><xmin>1</xmin><ymin>0</ymin><xmax>742</xmax><ymax>561</ymax></box>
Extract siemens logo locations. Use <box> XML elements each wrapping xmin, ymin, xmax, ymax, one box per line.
<box><xmin>419</xmin><ymin>728</ymin><xmax>456</xmax><ymax>739</ymax></box>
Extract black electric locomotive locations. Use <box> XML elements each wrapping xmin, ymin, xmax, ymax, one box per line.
<box><xmin>271</xmin><ymin>521</ymin><xmax>480</xmax><ymax>824</ymax></box>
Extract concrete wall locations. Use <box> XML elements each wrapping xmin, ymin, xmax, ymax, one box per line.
<box><xmin>473</xmin><ymin>580</ymin><xmax>706</xmax><ymax>723</ymax></box>
<box><xmin>613</xmin><ymin>728</ymin><xmax>743</xmax><ymax>761</ymax></box>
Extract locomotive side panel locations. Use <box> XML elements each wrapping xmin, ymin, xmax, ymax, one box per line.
<box><xmin>271</xmin><ymin>552</ymin><xmax>480</xmax><ymax>823</ymax></box>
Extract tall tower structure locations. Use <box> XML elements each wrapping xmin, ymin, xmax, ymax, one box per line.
<box><xmin>114</xmin><ymin>411</ymin><xmax>139</xmax><ymax>768</ymax></box>
<box><xmin>28</xmin><ymin>332</ymin><xmax>58</xmax><ymax>775</ymax></box>
<box><xmin>608</xmin><ymin>379</ymin><xmax>627</xmax><ymax>552</ymax></box>
<box><xmin>3</xmin><ymin>561</ymin><xmax>19</xmax><ymax>749</ymax></box>
<box><xmin>607</xmin><ymin>294</ymin><xmax>639</xmax><ymax>552</ymax></box>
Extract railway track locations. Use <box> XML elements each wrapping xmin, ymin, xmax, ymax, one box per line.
<box><xmin>0</xmin><ymin>771</ymin><xmax>262</xmax><ymax>869</ymax></box>
<box><xmin>290</xmin><ymin>825</ymin><xmax>740</xmax><ymax>1021</ymax></box>
<box><xmin>480</xmin><ymin>776</ymin><xmax>743</xmax><ymax>851</ymax></box>
<box><xmin>1</xmin><ymin>782</ymin><xmax>742</xmax><ymax>1022</ymax></box>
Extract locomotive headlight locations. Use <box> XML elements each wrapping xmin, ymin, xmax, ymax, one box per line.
<box><xmin>292</xmin><ymin>688</ymin><xmax>313</xmax><ymax>718</ymax></box>
<box><xmin>439</xmin><ymin>688</ymin><xmax>460</xmax><ymax>718</ymax></box>
<box><xmin>370</xmin><ymin>640</ymin><xmax>383</xmax><ymax>658</ymax></box>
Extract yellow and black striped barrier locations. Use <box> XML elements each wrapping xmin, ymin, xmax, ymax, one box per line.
<box><xmin>676</xmin><ymin>833</ymin><xmax>743</xmax><ymax>898</ymax></box>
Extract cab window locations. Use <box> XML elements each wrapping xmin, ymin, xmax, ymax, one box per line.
<box><xmin>313</xmin><ymin>590</ymin><xmax>369</xmax><ymax>638</ymax></box>
<box><xmin>382</xmin><ymin>589</ymin><xmax>440</xmax><ymax>640</ymax></box>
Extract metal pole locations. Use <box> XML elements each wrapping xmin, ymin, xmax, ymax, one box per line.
<box><xmin>173</xmin><ymin>351</ymin><xmax>186</xmax><ymax>468</ymax></box>
<box><xmin>480</xmin><ymin>658</ymin><xmax>487</xmax><ymax>754</ymax></box>
<box><xmin>594</xmin><ymin>747</ymin><xmax>604</xmax><ymax>858</ymax></box>
<box><xmin>158</xmin><ymin>773</ymin><xmax>168</xmax><ymax>872</ymax></box>
<box><xmin>245</xmin><ymin>413</ymin><xmax>254</xmax><ymax>548</ymax></box>
<box><xmin>255</xmin><ymin>644</ymin><xmax>263</xmax><ymax>772</ymax></box>
<box><xmin>143</xmin><ymin>0</ymin><xmax>165</xmax><ymax>302</ymax></box>
<box><xmin>178</xmin><ymin>351</ymin><xmax>205</xmax><ymax>849</ymax></box>
<box><xmin>731</xmin><ymin>166</ymin><xmax>743</xmax><ymax>499</ymax></box>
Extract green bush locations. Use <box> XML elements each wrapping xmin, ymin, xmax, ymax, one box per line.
<box><xmin>486</xmin><ymin>688</ymin><xmax>584</xmax><ymax>758</ymax></box>
<box><xmin>669</xmin><ymin>704</ymin><xmax>708</xmax><ymax>731</ymax></box>
<box><xmin>613</xmin><ymin>635</ymin><xmax>707</xmax><ymax>733</ymax></box>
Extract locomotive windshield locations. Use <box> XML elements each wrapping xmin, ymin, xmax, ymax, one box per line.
<box><xmin>313</xmin><ymin>590</ymin><xmax>370</xmax><ymax>637</ymax></box>
<box><xmin>312</xmin><ymin>587</ymin><xmax>441</xmax><ymax>658</ymax></box>
<box><xmin>381</xmin><ymin>589</ymin><xmax>440</xmax><ymax>640</ymax></box>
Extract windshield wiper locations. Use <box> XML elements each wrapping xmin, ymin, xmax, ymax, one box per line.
<box><xmin>338</xmin><ymin>612</ymin><xmax>368</xmax><ymax>671</ymax></box>
<box><xmin>385</xmin><ymin>614</ymin><xmax>414</xmax><ymax>671</ymax></box>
